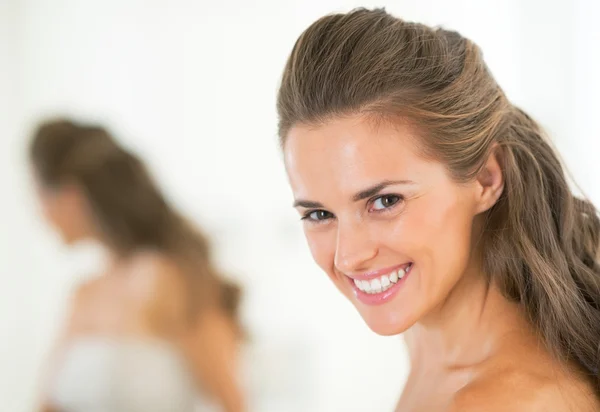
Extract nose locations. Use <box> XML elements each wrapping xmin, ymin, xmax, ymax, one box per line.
<box><xmin>334</xmin><ymin>220</ymin><xmax>378</xmax><ymax>274</ymax></box>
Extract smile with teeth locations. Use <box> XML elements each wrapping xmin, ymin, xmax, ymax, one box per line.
<box><xmin>352</xmin><ymin>264</ymin><xmax>412</xmax><ymax>294</ymax></box>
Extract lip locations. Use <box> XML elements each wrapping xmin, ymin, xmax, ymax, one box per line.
<box><xmin>346</xmin><ymin>262</ymin><xmax>412</xmax><ymax>281</ymax></box>
<box><xmin>347</xmin><ymin>263</ymin><xmax>413</xmax><ymax>306</ymax></box>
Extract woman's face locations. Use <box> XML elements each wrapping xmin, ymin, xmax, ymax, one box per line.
<box><xmin>33</xmin><ymin>175</ymin><xmax>92</xmax><ymax>245</ymax></box>
<box><xmin>284</xmin><ymin>116</ymin><xmax>493</xmax><ymax>335</ymax></box>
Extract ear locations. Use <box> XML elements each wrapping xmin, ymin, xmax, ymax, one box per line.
<box><xmin>474</xmin><ymin>144</ymin><xmax>504</xmax><ymax>214</ymax></box>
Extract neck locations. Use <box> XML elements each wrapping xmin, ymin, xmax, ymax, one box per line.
<box><xmin>97</xmin><ymin>240</ymin><xmax>133</xmax><ymax>272</ymax></box>
<box><xmin>406</xmin><ymin>264</ymin><xmax>530</xmax><ymax>370</ymax></box>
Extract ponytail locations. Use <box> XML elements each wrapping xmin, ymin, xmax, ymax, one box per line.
<box><xmin>484</xmin><ymin>106</ymin><xmax>600</xmax><ymax>386</ymax></box>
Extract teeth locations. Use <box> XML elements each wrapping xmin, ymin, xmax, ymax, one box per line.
<box><xmin>352</xmin><ymin>265</ymin><xmax>411</xmax><ymax>294</ymax></box>
<box><xmin>370</xmin><ymin>278</ymin><xmax>382</xmax><ymax>293</ymax></box>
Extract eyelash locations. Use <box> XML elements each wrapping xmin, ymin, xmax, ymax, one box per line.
<box><xmin>300</xmin><ymin>210</ymin><xmax>333</xmax><ymax>223</ymax></box>
<box><xmin>301</xmin><ymin>194</ymin><xmax>405</xmax><ymax>224</ymax></box>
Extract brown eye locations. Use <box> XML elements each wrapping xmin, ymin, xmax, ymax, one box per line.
<box><xmin>304</xmin><ymin>210</ymin><xmax>334</xmax><ymax>222</ymax></box>
<box><xmin>372</xmin><ymin>195</ymin><xmax>402</xmax><ymax>211</ymax></box>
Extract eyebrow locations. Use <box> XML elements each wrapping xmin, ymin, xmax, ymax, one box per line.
<box><xmin>352</xmin><ymin>179</ymin><xmax>414</xmax><ymax>201</ymax></box>
<box><xmin>293</xmin><ymin>199</ymin><xmax>325</xmax><ymax>208</ymax></box>
<box><xmin>293</xmin><ymin>179</ymin><xmax>415</xmax><ymax>208</ymax></box>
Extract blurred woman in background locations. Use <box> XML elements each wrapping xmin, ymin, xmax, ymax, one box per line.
<box><xmin>30</xmin><ymin>119</ymin><xmax>246</xmax><ymax>412</ymax></box>
<box><xmin>278</xmin><ymin>8</ymin><xmax>600</xmax><ymax>411</ymax></box>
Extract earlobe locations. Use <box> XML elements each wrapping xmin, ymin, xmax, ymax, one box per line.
<box><xmin>475</xmin><ymin>145</ymin><xmax>504</xmax><ymax>213</ymax></box>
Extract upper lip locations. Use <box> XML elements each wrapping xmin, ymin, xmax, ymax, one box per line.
<box><xmin>343</xmin><ymin>262</ymin><xmax>412</xmax><ymax>281</ymax></box>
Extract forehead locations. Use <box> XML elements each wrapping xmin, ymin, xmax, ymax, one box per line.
<box><xmin>283</xmin><ymin>116</ymin><xmax>430</xmax><ymax>197</ymax></box>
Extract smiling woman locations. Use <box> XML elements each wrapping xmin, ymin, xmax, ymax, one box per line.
<box><xmin>278</xmin><ymin>8</ymin><xmax>600</xmax><ymax>412</ymax></box>
<box><xmin>285</xmin><ymin>119</ymin><xmax>481</xmax><ymax>339</ymax></box>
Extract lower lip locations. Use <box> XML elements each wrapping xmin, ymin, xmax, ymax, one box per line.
<box><xmin>349</xmin><ymin>265</ymin><xmax>412</xmax><ymax>306</ymax></box>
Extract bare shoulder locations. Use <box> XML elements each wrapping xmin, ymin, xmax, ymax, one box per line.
<box><xmin>125</xmin><ymin>251</ymin><xmax>190</xmax><ymax>322</ymax></box>
<box><xmin>128</xmin><ymin>250</ymin><xmax>187</xmax><ymax>297</ymax></box>
<box><xmin>451</xmin><ymin>367</ymin><xmax>599</xmax><ymax>412</ymax></box>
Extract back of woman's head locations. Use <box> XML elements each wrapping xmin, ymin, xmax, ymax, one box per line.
<box><xmin>30</xmin><ymin>119</ymin><xmax>176</xmax><ymax>254</ymax></box>
<box><xmin>278</xmin><ymin>8</ymin><xmax>600</xmax><ymax>387</ymax></box>
<box><xmin>30</xmin><ymin>119</ymin><xmax>244</xmax><ymax>330</ymax></box>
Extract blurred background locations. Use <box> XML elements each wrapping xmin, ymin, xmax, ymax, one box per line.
<box><xmin>0</xmin><ymin>0</ymin><xmax>598</xmax><ymax>411</ymax></box>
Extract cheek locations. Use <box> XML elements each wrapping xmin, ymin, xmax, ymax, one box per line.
<box><xmin>42</xmin><ymin>197</ymin><xmax>72</xmax><ymax>232</ymax></box>
<box><xmin>39</xmin><ymin>197</ymin><xmax>59</xmax><ymax>223</ymax></box>
<box><xmin>408</xmin><ymin>192</ymin><xmax>475</xmax><ymax>286</ymax></box>
<box><xmin>397</xmin><ymin>193</ymin><xmax>473</xmax><ymax>301</ymax></box>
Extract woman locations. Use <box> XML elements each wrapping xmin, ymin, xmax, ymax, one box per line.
<box><xmin>278</xmin><ymin>8</ymin><xmax>600</xmax><ymax>411</ymax></box>
<box><xmin>30</xmin><ymin>119</ymin><xmax>246</xmax><ymax>412</ymax></box>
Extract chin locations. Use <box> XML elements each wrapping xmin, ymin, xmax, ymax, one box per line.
<box><xmin>357</xmin><ymin>305</ymin><xmax>417</xmax><ymax>336</ymax></box>
<box><xmin>367</xmin><ymin>322</ymin><xmax>406</xmax><ymax>336</ymax></box>
<box><xmin>59</xmin><ymin>231</ymin><xmax>81</xmax><ymax>246</ymax></box>
<box><xmin>342</xmin><ymin>264</ymin><xmax>421</xmax><ymax>336</ymax></box>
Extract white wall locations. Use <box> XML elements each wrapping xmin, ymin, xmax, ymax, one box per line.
<box><xmin>570</xmin><ymin>0</ymin><xmax>600</xmax><ymax>202</ymax></box>
<box><xmin>0</xmin><ymin>1</ymin><xmax>34</xmax><ymax>410</ymax></box>
<box><xmin>0</xmin><ymin>1</ymin><xmax>598</xmax><ymax>411</ymax></box>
